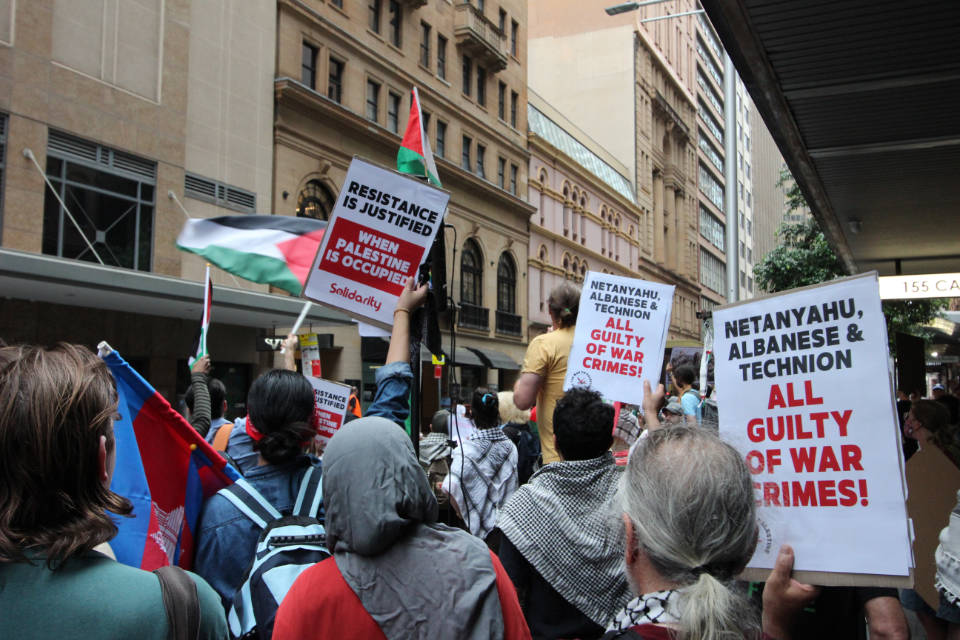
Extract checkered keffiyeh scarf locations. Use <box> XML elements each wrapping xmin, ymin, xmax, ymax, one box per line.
<box><xmin>606</xmin><ymin>589</ymin><xmax>682</xmax><ymax>632</ymax></box>
<box><xmin>444</xmin><ymin>427</ymin><xmax>518</xmax><ymax>539</ymax></box>
<box><xmin>419</xmin><ymin>432</ymin><xmax>452</xmax><ymax>467</ymax></box>
<box><xmin>497</xmin><ymin>452</ymin><xmax>630</xmax><ymax>625</ymax></box>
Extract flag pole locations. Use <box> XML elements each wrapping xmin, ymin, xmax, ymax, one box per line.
<box><xmin>168</xmin><ymin>190</ymin><xmax>244</xmax><ymax>289</ymax></box>
<box><xmin>282</xmin><ymin>301</ymin><xmax>312</xmax><ymax>354</ymax></box>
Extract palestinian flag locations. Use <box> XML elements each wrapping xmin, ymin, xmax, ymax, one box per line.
<box><xmin>397</xmin><ymin>87</ymin><xmax>442</xmax><ymax>187</ymax></box>
<box><xmin>176</xmin><ymin>216</ymin><xmax>326</xmax><ymax>296</ymax></box>
<box><xmin>188</xmin><ymin>265</ymin><xmax>212</xmax><ymax>368</ymax></box>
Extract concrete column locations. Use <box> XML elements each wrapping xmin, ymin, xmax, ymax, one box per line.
<box><xmin>664</xmin><ymin>184</ymin><xmax>676</xmax><ymax>270</ymax></box>
<box><xmin>653</xmin><ymin>172</ymin><xmax>665</xmax><ymax>263</ymax></box>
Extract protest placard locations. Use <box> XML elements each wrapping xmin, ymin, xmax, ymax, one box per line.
<box><xmin>302</xmin><ymin>157</ymin><xmax>450</xmax><ymax>327</ymax></box>
<box><xmin>299</xmin><ymin>333</ymin><xmax>322</xmax><ymax>377</ymax></box>
<box><xmin>305</xmin><ymin>376</ymin><xmax>352</xmax><ymax>448</ymax></box>
<box><xmin>714</xmin><ymin>272</ymin><xmax>913</xmax><ymax>586</ymax></box>
<box><xmin>563</xmin><ymin>271</ymin><xmax>674</xmax><ymax>404</ymax></box>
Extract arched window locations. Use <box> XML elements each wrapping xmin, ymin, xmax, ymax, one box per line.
<box><xmin>538</xmin><ymin>168</ymin><xmax>548</xmax><ymax>185</ymax></box>
<box><xmin>538</xmin><ymin>245</ymin><xmax>548</xmax><ymax>262</ymax></box>
<box><xmin>497</xmin><ymin>253</ymin><xmax>517</xmax><ymax>314</ymax></box>
<box><xmin>580</xmin><ymin>261</ymin><xmax>587</xmax><ymax>278</ymax></box>
<box><xmin>296</xmin><ymin>180</ymin><xmax>336</xmax><ymax>220</ymax></box>
<box><xmin>460</xmin><ymin>239</ymin><xmax>483</xmax><ymax>306</ymax></box>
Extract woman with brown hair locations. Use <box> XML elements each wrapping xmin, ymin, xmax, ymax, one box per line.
<box><xmin>0</xmin><ymin>343</ymin><xmax>226</xmax><ymax>639</ymax></box>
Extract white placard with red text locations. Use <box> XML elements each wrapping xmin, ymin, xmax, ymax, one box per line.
<box><xmin>563</xmin><ymin>271</ymin><xmax>674</xmax><ymax>404</ymax></box>
<box><xmin>305</xmin><ymin>376</ymin><xmax>351</xmax><ymax>448</ymax></box>
<box><xmin>714</xmin><ymin>273</ymin><xmax>912</xmax><ymax>579</ymax></box>
<box><xmin>303</xmin><ymin>157</ymin><xmax>449</xmax><ymax>327</ymax></box>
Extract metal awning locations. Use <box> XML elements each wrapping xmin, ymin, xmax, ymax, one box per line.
<box><xmin>0</xmin><ymin>248</ymin><xmax>352</xmax><ymax>329</ymax></box>
<box><xmin>701</xmin><ymin>0</ymin><xmax>960</xmax><ymax>276</ymax></box>
<box><xmin>466</xmin><ymin>346</ymin><xmax>521</xmax><ymax>370</ymax></box>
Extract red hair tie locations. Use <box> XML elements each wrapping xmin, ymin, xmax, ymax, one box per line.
<box><xmin>245</xmin><ymin>416</ymin><xmax>265</xmax><ymax>442</ymax></box>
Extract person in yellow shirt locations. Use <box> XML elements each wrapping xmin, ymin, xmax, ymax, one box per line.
<box><xmin>513</xmin><ymin>283</ymin><xmax>580</xmax><ymax>465</ymax></box>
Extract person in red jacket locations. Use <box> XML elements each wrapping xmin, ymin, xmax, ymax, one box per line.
<box><xmin>273</xmin><ymin>414</ymin><xmax>530</xmax><ymax>640</ymax></box>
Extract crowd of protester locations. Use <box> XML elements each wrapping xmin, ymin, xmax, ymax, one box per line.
<box><xmin>3</xmin><ymin>277</ymin><xmax>960</xmax><ymax>639</ymax></box>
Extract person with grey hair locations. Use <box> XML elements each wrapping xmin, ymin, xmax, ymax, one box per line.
<box><xmin>603</xmin><ymin>383</ymin><xmax>818</xmax><ymax>639</ymax></box>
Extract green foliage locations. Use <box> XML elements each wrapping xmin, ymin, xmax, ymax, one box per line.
<box><xmin>756</xmin><ymin>169</ymin><xmax>947</xmax><ymax>347</ymax></box>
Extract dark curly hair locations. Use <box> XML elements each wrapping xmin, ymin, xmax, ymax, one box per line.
<box><xmin>553</xmin><ymin>387</ymin><xmax>614</xmax><ymax>460</ymax></box>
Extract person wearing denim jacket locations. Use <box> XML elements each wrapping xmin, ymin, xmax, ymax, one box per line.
<box><xmin>194</xmin><ymin>278</ymin><xmax>427</xmax><ymax>610</ymax></box>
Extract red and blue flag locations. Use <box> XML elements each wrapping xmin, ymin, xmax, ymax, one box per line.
<box><xmin>102</xmin><ymin>346</ymin><xmax>239</xmax><ymax>571</ymax></box>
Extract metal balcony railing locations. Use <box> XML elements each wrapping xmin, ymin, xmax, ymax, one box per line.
<box><xmin>453</xmin><ymin>2</ymin><xmax>508</xmax><ymax>72</ymax></box>
<box><xmin>459</xmin><ymin>302</ymin><xmax>490</xmax><ymax>330</ymax></box>
<box><xmin>495</xmin><ymin>310</ymin><xmax>522</xmax><ymax>336</ymax></box>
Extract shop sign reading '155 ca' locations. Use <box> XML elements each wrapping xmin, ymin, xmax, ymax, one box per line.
<box><xmin>302</xmin><ymin>157</ymin><xmax>450</xmax><ymax>327</ymax></box>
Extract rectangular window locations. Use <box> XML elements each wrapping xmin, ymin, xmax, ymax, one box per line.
<box><xmin>698</xmin><ymin>165</ymin><xmax>723</xmax><ymax>209</ymax></box>
<box><xmin>747</xmin><ymin>247</ymin><xmax>753</xmax><ymax>264</ymax></box>
<box><xmin>499</xmin><ymin>9</ymin><xmax>507</xmax><ymax>33</ymax></box>
<box><xmin>476</xmin><ymin>144</ymin><xmax>486</xmax><ymax>178</ymax></box>
<box><xmin>497</xmin><ymin>156</ymin><xmax>505</xmax><ymax>189</ymax></box>
<box><xmin>388</xmin><ymin>91</ymin><xmax>401</xmax><ymax>133</ymax></box>
<box><xmin>366</xmin><ymin>79</ymin><xmax>380</xmax><ymax>122</ymax></box>
<box><xmin>437</xmin><ymin>121</ymin><xmax>447</xmax><ymax>157</ymax></box>
<box><xmin>699</xmin><ymin>248</ymin><xmax>725</xmax><ymax>294</ymax></box>
<box><xmin>699</xmin><ymin>204</ymin><xmax>725</xmax><ymax>251</ymax></box>
<box><xmin>328</xmin><ymin>57</ymin><xmax>344</xmax><ymax>103</ymax></box>
<box><xmin>388</xmin><ymin>0</ymin><xmax>401</xmax><ymax>47</ymax></box>
<box><xmin>509</xmin><ymin>164</ymin><xmax>518</xmax><ymax>195</ymax></box>
<box><xmin>699</xmin><ymin>98</ymin><xmax>723</xmax><ymax>142</ymax></box>
<box><xmin>437</xmin><ymin>35</ymin><xmax>447</xmax><ymax>80</ymax></box>
<box><xmin>461</xmin><ymin>135</ymin><xmax>472</xmax><ymax>171</ymax></box>
<box><xmin>422</xmin><ymin>110</ymin><xmax>431</xmax><ymax>131</ymax></box>
<box><xmin>498</xmin><ymin>81</ymin><xmax>506</xmax><ymax>120</ymax></box>
<box><xmin>368</xmin><ymin>0</ymin><xmax>381</xmax><ymax>33</ymax></box>
<box><xmin>739</xmin><ymin>240</ymin><xmax>745</xmax><ymax>258</ymax></box>
<box><xmin>420</xmin><ymin>22</ymin><xmax>431</xmax><ymax>67</ymax></box>
<box><xmin>331</xmin><ymin>0</ymin><xmax>343</xmax><ymax>6</ymax></box>
<box><xmin>510</xmin><ymin>91</ymin><xmax>518</xmax><ymax>127</ymax></box>
<box><xmin>476</xmin><ymin>67</ymin><xmax>486</xmax><ymax>106</ymax></box>
<box><xmin>462</xmin><ymin>55</ymin><xmax>472</xmax><ymax>96</ymax></box>
<box><xmin>301</xmin><ymin>42</ymin><xmax>318</xmax><ymax>89</ymax></box>
<box><xmin>43</xmin><ymin>131</ymin><xmax>157</xmax><ymax>271</ymax></box>
<box><xmin>698</xmin><ymin>132</ymin><xmax>722</xmax><ymax>171</ymax></box>
<box><xmin>697</xmin><ymin>69</ymin><xmax>723</xmax><ymax>114</ymax></box>
<box><xmin>477</xmin><ymin>0</ymin><xmax>485</xmax><ymax>12</ymax></box>
<box><xmin>510</xmin><ymin>20</ymin><xmax>518</xmax><ymax>56</ymax></box>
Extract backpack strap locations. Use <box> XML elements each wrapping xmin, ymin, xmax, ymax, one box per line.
<box><xmin>155</xmin><ymin>565</ymin><xmax>201</xmax><ymax>640</ymax></box>
<box><xmin>212</xmin><ymin>422</ymin><xmax>233</xmax><ymax>452</ymax></box>
<box><xmin>221</xmin><ymin>478</ymin><xmax>282</xmax><ymax>529</ymax></box>
<box><xmin>293</xmin><ymin>466</ymin><xmax>323</xmax><ymax>519</ymax></box>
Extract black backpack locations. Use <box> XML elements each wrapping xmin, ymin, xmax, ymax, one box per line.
<box><xmin>222</xmin><ymin>467</ymin><xmax>329</xmax><ymax>640</ymax></box>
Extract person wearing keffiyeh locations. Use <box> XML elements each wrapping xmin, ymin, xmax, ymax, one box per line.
<box><xmin>498</xmin><ymin>388</ymin><xmax>630</xmax><ymax>639</ymax></box>
<box><xmin>442</xmin><ymin>388</ymin><xmax>518</xmax><ymax>545</ymax></box>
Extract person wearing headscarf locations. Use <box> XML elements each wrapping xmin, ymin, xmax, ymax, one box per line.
<box><xmin>442</xmin><ymin>388</ymin><xmax>518</xmax><ymax>545</ymax></box>
<box><xmin>498</xmin><ymin>388</ymin><xmax>630</xmax><ymax>639</ymax></box>
<box><xmin>271</xmin><ymin>417</ymin><xmax>530</xmax><ymax>640</ymax></box>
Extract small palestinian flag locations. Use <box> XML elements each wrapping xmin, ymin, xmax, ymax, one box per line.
<box><xmin>397</xmin><ymin>87</ymin><xmax>442</xmax><ymax>187</ymax></box>
<box><xmin>188</xmin><ymin>265</ymin><xmax>212</xmax><ymax>368</ymax></box>
<box><xmin>176</xmin><ymin>216</ymin><xmax>327</xmax><ymax>296</ymax></box>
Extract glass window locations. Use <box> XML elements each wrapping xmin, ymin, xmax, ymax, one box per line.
<box><xmin>497</xmin><ymin>253</ymin><xmax>517</xmax><ymax>313</ymax></box>
<box><xmin>366</xmin><ymin>79</ymin><xmax>380</xmax><ymax>122</ymax></box>
<box><xmin>297</xmin><ymin>180</ymin><xmax>336</xmax><ymax>220</ymax></box>
<box><xmin>697</xmin><ymin>69</ymin><xmax>722</xmax><ymax>114</ymax></box>
<box><xmin>477</xmin><ymin>0</ymin><xmax>485</xmax><ymax>12</ymax></box>
<box><xmin>510</xmin><ymin>90</ymin><xmax>518</xmax><ymax>127</ymax></box>
<box><xmin>43</xmin><ymin>133</ymin><xmax>156</xmax><ymax>271</ymax></box>
<box><xmin>699</xmin><ymin>248</ymin><xmax>725</xmax><ymax>294</ymax></box>
<box><xmin>698</xmin><ymin>165</ymin><xmax>723</xmax><ymax>209</ymax></box>
<box><xmin>461</xmin><ymin>239</ymin><xmax>483</xmax><ymax>305</ymax></box>
<box><xmin>387</xmin><ymin>91</ymin><xmax>401</xmax><ymax>133</ymax></box>
<box><xmin>437</xmin><ymin>121</ymin><xmax>446</xmax><ymax>157</ymax></box>
<box><xmin>510</xmin><ymin>19</ymin><xmax>518</xmax><ymax>56</ymax></box>
<box><xmin>698</xmin><ymin>132</ymin><xmax>722</xmax><ymax>171</ymax></box>
<box><xmin>461</xmin><ymin>135</ymin><xmax>471</xmax><ymax>171</ymax></box>
<box><xmin>509</xmin><ymin>164</ymin><xmax>518</xmax><ymax>195</ymax></box>
<box><xmin>328</xmin><ymin>58</ymin><xmax>344</xmax><ymax>103</ymax></box>
<box><xmin>699</xmin><ymin>98</ymin><xmax>723</xmax><ymax>142</ymax></box>
<box><xmin>699</xmin><ymin>204</ymin><xmax>725</xmax><ymax>251</ymax></box>
<box><xmin>497</xmin><ymin>157</ymin><xmax>505</xmax><ymax>189</ymax></box>
<box><xmin>437</xmin><ymin>35</ymin><xmax>447</xmax><ymax>80</ymax></box>
<box><xmin>499</xmin><ymin>8</ymin><xmax>507</xmax><ymax>33</ymax></box>
<box><xmin>388</xmin><ymin>0</ymin><xmax>401</xmax><ymax>47</ymax></box>
<box><xmin>301</xmin><ymin>42</ymin><xmax>318</xmax><ymax>89</ymax></box>
<box><xmin>498</xmin><ymin>81</ymin><xmax>506</xmax><ymax>120</ymax></box>
<box><xmin>476</xmin><ymin>66</ymin><xmax>486</xmax><ymax>106</ymax></box>
<box><xmin>420</xmin><ymin>22</ymin><xmax>431</xmax><ymax>67</ymax></box>
<box><xmin>331</xmin><ymin>0</ymin><xmax>342</xmax><ymax>6</ymax></box>
<box><xmin>462</xmin><ymin>55</ymin><xmax>472</xmax><ymax>96</ymax></box>
<box><xmin>476</xmin><ymin>144</ymin><xmax>486</xmax><ymax>179</ymax></box>
<box><xmin>368</xmin><ymin>0</ymin><xmax>381</xmax><ymax>33</ymax></box>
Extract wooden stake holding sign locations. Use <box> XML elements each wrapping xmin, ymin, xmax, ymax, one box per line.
<box><xmin>713</xmin><ymin>272</ymin><xmax>913</xmax><ymax>587</ymax></box>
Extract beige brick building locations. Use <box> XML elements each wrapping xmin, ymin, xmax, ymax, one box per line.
<box><xmin>527</xmin><ymin>0</ymin><xmax>701</xmax><ymax>341</ymax></box>
<box><xmin>0</xmin><ymin>0</ymin><xmax>348</xmax><ymax>410</ymax></box>
<box><xmin>273</xmin><ymin>0</ymin><xmax>535</xmax><ymax>422</ymax></box>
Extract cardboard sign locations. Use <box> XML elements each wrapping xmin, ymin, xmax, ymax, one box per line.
<box><xmin>305</xmin><ymin>376</ymin><xmax>351</xmax><ymax>447</ymax></box>
<box><xmin>714</xmin><ymin>273</ymin><xmax>913</xmax><ymax>585</ymax></box>
<box><xmin>303</xmin><ymin>157</ymin><xmax>450</xmax><ymax>327</ymax></box>
<box><xmin>299</xmin><ymin>333</ymin><xmax>322</xmax><ymax>378</ymax></box>
<box><xmin>563</xmin><ymin>272</ymin><xmax>674</xmax><ymax>404</ymax></box>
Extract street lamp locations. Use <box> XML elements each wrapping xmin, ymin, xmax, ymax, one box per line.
<box><xmin>605</xmin><ymin>0</ymin><xmax>680</xmax><ymax>16</ymax></box>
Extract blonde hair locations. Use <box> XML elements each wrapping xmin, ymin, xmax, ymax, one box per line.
<box><xmin>497</xmin><ymin>391</ymin><xmax>531</xmax><ymax>425</ymax></box>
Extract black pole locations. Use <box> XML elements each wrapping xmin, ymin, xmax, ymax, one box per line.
<box><xmin>411</xmin><ymin>340</ymin><xmax>421</xmax><ymax>459</ymax></box>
